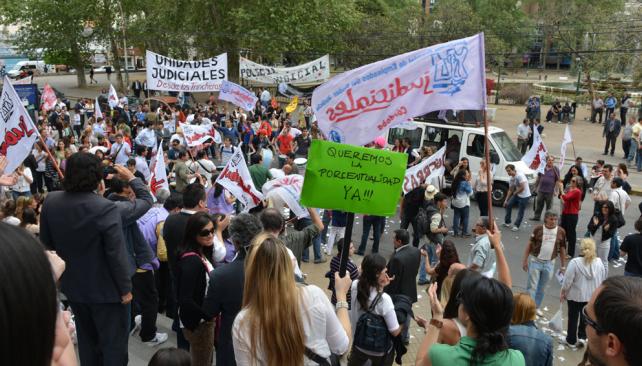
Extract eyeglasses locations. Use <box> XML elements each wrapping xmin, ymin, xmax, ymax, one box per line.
<box><xmin>582</xmin><ymin>305</ymin><xmax>604</xmax><ymax>334</ymax></box>
<box><xmin>198</xmin><ymin>228</ymin><xmax>215</xmax><ymax>237</ymax></box>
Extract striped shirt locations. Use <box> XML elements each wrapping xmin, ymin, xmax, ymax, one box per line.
<box><xmin>327</xmin><ymin>255</ymin><xmax>360</xmax><ymax>308</ymax></box>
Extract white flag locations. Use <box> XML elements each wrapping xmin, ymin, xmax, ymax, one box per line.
<box><xmin>218</xmin><ymin>80</ymin><xmax>258</xmax><ymax>111</ymax></box>
<box><xmin>149</xmin><ymin>141</ymin><xmax>169</xmax><ymax>194</ymax></box>
<box><xmin>522</xmin><ymin>126</ymin><xmax>547</xmax><ymax>174</ymax></box>
<box><xmin>402</xmin><ymin>145</ymin><xmax>447</xmax><ymax>194</ymax></box>
<box><xmin>215</xmin><ymin>148</ymin><xmax>264</xmax><ymax>210</ymax></box>
<box><xmin>312</xmin><ymin>33</ymin><xmax>487</xmax><ymax>146</ymax></box>
<box><xmin>0</xmin><ymin>76</ymin><xmax>40</xmax><ymax>174</ymax></box>
<box><xmin>95</xmin><ymin>97</ymin><xmax>103</xmax><ymax>120</ymax></box>
<box><xmin>108</xmin><ymin>84</ymin><xmax>119</xmax><ymax>109</ymax></box>
<box><xmin>559</xmin><ymin>125</ymin><xmax>572</xmax><ymax>171</ymax></box>
<box><xmin>179</xmin><ymin>122</ymin><xmax>220</xmax><ymax>147</ymax></box>
<box><xmin>262</xmin><ymin>174</ymin><xmax>308</xmax><ymax>218</ymax></box>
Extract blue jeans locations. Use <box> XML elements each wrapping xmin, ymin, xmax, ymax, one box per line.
<box><xmin>358</xmin><ymin>215</ymin><xmax>383</xmax><ymax>254</ymax></box>
<box><xmin>452</xmin><ymin>206</ymin><xmax>470</xmax><ymax>235</ymax></box>
<box><xmin>11</xmin><ymin>190</ymin><xmax>31</xmax><ymax>201</ymax></box>
<box><xmin>419</xmin><ymin>243</ymin><xmax>438</xmax><ymax>282</ymax></box>
<box><xmin>526</xmin><ymin>256</ymin><xmax>554</xmax><ymax>308</ymax></box>
<box><xmin>637</xmin><ymin>147</ymin><xmax>642</xmax><ymax>171</ymax></box>
<box><xmin>628</xmin><ymin>140</ymin><xmax>638</xmax><ymax>162</ymax></box>
<box><xmin>505</xmin><ymin>195</ymin><xmax>529</xmax><ymax>228</ymax></box>
<box><xmin>320</xmin><ymin>210</ymin><xmax>331</xmax><ymax>244</ymax></box>
<box><xmin>300</xmin><ymin>217</ymin><xmax>322</xmax><ymax>261</ymax></box>
<box><xmin>625</xmin><ymin>271</ymin><xmax>642</xmax><ymax>277</ymax></box>
<box><xmin>608</xmin><ymin>229</ymin><xmax>620</xmax><ymax>261</ymax></box>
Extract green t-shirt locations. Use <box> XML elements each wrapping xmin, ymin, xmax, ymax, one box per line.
<box><xmin>429</xmin><ymin>336</ymin><xmax>525</xmax><ymax>366</ymax></box>
<box><xmin>249</xmin><ymin>164</ymin><xmax>272</xmax><ymax>189</ymax></box>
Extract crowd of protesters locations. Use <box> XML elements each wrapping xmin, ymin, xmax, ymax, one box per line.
<box><xmin>0</xmin><ymin>84</ymin><xmax>640</xmax><ymax>366</ymax></box>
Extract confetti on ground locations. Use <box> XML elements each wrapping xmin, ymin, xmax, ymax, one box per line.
<box><xmin>417</xmin><ymin>294</ymin><xmax>423</xmax><ymax>299</ymax></box>
<box><xmin>557</xmin><ymin>345</ymin><xmax>566</xmax><ymax>351</ymax></box>
<box><xmin>558</xmin><ymin>357</ymin><xmax>566</xmax><ymax>362</ymax></box>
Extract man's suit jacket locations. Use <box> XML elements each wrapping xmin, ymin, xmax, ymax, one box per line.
<box><xmin>385</xmin><ymin>245</ymin><xmax>421</xmax><ymax>303</ymax></box>
<box><xmin>203</xmin><ymin>251</ymin><xmax>246</xmax><ymax>366</ymax></box>
<box><xmin>40</xmin><ymin>191</ymin><xmax>132</xmax><ymax>303</ymax></box>
<box><xmin>603</xmin><ymin>118</ymin><xmax>622</xmax><ymax>137</ymax></box>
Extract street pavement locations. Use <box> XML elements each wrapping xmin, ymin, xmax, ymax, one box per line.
<box><xmin>126</xmin><ymin>194</ymin><xmax>640</xmax><ymax>365</ymax></box>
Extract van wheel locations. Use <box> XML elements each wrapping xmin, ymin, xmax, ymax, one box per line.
<box><xmin>491</xmin><ymin>182</ymin><xmax>508</xmax><ymax>207</ymax></box>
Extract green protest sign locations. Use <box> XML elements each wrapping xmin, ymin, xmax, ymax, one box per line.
<box><xmin>301</xmin><ymin>140</ymin><xmax>406</xmax><ymax>216</ymax></box>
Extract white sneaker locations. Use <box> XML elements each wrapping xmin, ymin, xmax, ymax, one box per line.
<box><xmin>577</xmin><ymin>338</ymin><xmax>587</xmax><ymax>348</ymax></box>
<box><xmin>130</xmin><ymin>315</ymin><xmax>141</xmax><ymax>336</ymax></box>
<box><xmin>511</xmin><ymin>226</ymin><xmax>519</xmax><ymax>232</ymax></box>
<box><xmin>536</xmin><ymin>309</ymin><xmax>544</xmax><ymax>317</ymax></box>
<box><xmin>144</xmin><ymin>332</ymin><xmax>168</xmax><ymax>347</ymax></box>
<box><xmin>502</xmin><ymin>223</ymin><xmax>512</xmax><ymax>228</ymax></box>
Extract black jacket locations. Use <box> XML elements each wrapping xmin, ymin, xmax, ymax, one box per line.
<box><xmin>176</xmin><ymin>253</ymin><xmax>211</xmax><ymax>331</ymax></box>
<box><xmin>40</xmin><ymin>191</ymin><xmax>131</xmax><ymax>303</ymax></box>
<box><xmin>385</xmin><ymin>245</ymin><xmax>421</xmax><ymax>303</ymax></box>
<box><xmin>203</xmin><ymin>250</ymin><xmax>246</xmax><ymax>366</ymax></box>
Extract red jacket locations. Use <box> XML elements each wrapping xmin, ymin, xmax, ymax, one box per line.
<box><xmin>561</xmin><ymin>188</ymin><xmax>581</xmax><ymax>215</ymax></box>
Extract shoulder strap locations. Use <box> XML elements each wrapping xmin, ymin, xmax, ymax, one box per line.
<box><xmin>304</xmin><ymin>347</ymin><xmax>331</xmax><ymax>366</ymax></box>
<box><xmin>368</xmin><ymin>292</ymin><xmax>383</xmax><ymax>312</ymax></box>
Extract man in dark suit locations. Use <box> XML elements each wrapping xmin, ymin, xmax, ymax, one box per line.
<box><xmin>385</xmin><ymin>229</ymin><xmax>421</xmax><ymax>343</ymax></box>
<box><xmin>603</xmin><ymin>112</ymin><xmax>622</xmax><ymax>156</ymax></box>
<box><xmin>40</xmin><ymin>153</ymin><xmax>132</xmax><ymax>366</ymax></box>
<box><xmin>203</xmin><ymin>213</ymin><xmax>263</xmax><ymax>366</ymax></box>
<box><xmin>131</xmin><ymin>80</ymin><xmax>142</xmax><ymax>98</ymax></box>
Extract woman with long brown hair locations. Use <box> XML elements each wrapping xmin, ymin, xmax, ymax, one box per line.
<box><xmin>233</xmin><ymin>233</ymin><xmax>352</xmax><ymax>366</ymax></box>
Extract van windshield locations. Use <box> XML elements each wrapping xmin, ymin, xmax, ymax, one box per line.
<box><xmin>491</xmin><ymin>131</ymin><xmax>522</xmax><ymax>161</ymax></box>
<box><xmin>387</xmin><ymin>127</ymin><xmax>422</xmax><ymax>149</ymax></box>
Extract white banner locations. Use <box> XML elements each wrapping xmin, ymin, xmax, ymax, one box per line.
<box><xmin>402</xmin><ymin>145</ymin><xmax>447</xmax><ymax>194</ymax></box>
<box><xmin>522</xmin><ymin>126</ymin><xmax>547</xmax><ymax>174</ymax></box>
<box><xmin>41</xmin><ymin>83</ymin><xmax>57</xmax><ymax>111</ymax></box>
<box><xmin>216</xmin><ymin>148</ymin><xmax>264</xmax><ymax>210</ymax></box>
<box><xmin>146</xmin><ymin>50</ymin><xmax>228</xmax><ymax>92</ymax></box>
<box><xmin>0</xmin><ymin>76</ymin><xmax>39</xmax><ymax>174</ymax></box>
<box><xmin>218</xmin><ymin>80</ymin><xmax>258</xmax><ymax>111</ymax></box>
<box><xmin>179</xmin><ymin>122</ymin><xmax>219</xmax><ymax>147</ymax></box>
<box><xmin>262</xmin><ymin>174</ymin><xmax>308</xmax><ymax>218</ymax></box>
<box><xmin>108</xmin><ymin>84</ymin><xmax>119</xmax><ymax>108</ymax></box>
<box><xmin>312</xmin><ymin>33</ymin><xmax>486</xmax><ymax>146</ymax></box>
<box><xmin>149</xmin><ymin>141</ymin><xmax>169</xmax><ymax>194</ymax></box>
<box><xmin>239</xmin><ymin>55</ymin><xmax>330</xmax><ymax>85</ymax></box>
<box><xmin>95</xmin><ymin>97</ymin><xmax>103</xmax><ymax>120</ymax></box>
<box><xmin>10</xmin><ymin>75</ymin><xmax>33</xmax><ymax>85</ymax></box>
<box><xmin>559</xmin><ymin>125</ymin><xmax>572</xmax><ymax>171</ymax></box>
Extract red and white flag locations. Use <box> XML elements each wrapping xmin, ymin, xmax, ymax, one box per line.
<box><xmin>216</xmin><ymin>148</ymin><xmax>264</xmax><ymax>211</ymax></box>
<box><xmin>0</xmin><ymin>76</ymin><xmax>40</xmax><ymax>174</ymax></box>
<box><xmin>149</xmin><ymin>141</ymin><xmax>169</xmax><ymax>194</ymax></box>
<box><xmin>522</xmin><ymin>126</ymin><xmax>547</xmax><ymax>174</ymax></box>
<box><xmin>559</xmin><ymin>125</ymin><xmax>573</xmax><ymax>170</ymax></box>
<box><xmin>108</xmin><ymin>84</ymin><xmax>119</xmax><ymax>109</ymax></box>
<box><xmin>41</xmin><ymin>83</ymin><xmax>57</xmax><ymax>111</ymax></box>
<box><xmin>179</xmin><ymin>122</ymin><xmax>220</xmax><ymax>147</ymax></box>
<box><xmin>402</xmin><ymin>144</ymin><xmax>446</xmax><ymax>194</ymax></box>
<box><xmin>262</xmin><ymin>174</ymin><xmax>308</xmax><ymax>218</ymax></box>
<box><xmin>95</xmin><ymin>97</ymin><xmax>103</xmax><ymax>120</ymax></box>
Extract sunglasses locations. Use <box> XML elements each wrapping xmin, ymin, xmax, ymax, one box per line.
<box><xmin>582</xmin><ymin>305</ymin><xmax>604</xmax><ymax>334</ymax></box>
<box><xmin>198</xmin><ymin>228</ymin><xmax>215</xmax><ymax>237</ymax></box>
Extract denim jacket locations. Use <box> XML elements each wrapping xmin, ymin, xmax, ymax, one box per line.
<box><xmin>508</xmin><ymin>322</ymin><xmax>553</xmax><ymax>366</ymax></box>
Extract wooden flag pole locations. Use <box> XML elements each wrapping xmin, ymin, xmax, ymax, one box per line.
<box><xmin>483</xmin><ymin>110</ymin><xmax>494</xmax><ymax>232</ymax></box>
<box><xmin>338</xmin><ymin>212</ymin><xmax>355</xmax><ymax>277</ymax></box>
<box><xmin>38</xmin><ymin>135</ymin><xmax>65</xmax><ymax>180</ymax></box>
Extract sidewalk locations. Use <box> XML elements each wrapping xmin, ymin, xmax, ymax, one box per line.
<box><xmin>491</xmin><ymin>104</ymin><xmax>642</xmax><ymax>195</ymax></box>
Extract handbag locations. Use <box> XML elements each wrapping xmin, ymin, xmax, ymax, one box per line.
<box><xmin>305</xmin><ymin>348</ymin><xmax>340</xmax><ymax>366</ymax></box>
<box><xmin>614</xmin><ymin>191</ymin><xmax>626</xmax><ymax>228</ymax></box>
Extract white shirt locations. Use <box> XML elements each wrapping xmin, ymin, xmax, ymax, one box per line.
<box><xmin>32</xmin><ymin>149</ymin><xmax>47</xmax><ymax>172</ymax></box>
<box><xmin>212</xmin><ymin>236</ymin><xmax>227</xmax><ymax>263</ymax></box>
<box><xmin>110</xmin><ymin>142</ymin><xmax>131</xmax><ymax>165</ymax></box>
<box><xmin>609</xmin><ymin>187</ymin><xmax>630</xmax><ymax>213</ymax></box>
<box><xmin>593</xmin><ymin>176</ymin><xmax>612</xmax><ymax>200</ymax></box>
<box><xmin>512</xmin><ymin>172</ymin><xmax>531</xmax><ymax>198</ymax></box>
<box><xmin>562</xmin><ymin>257</ymin><xmax>605</xmax><ymax>302</ymax></box>
<box><xmin>537</xmin><ymin>226</ymin><xmax>558</xmax><ymax>261</ymax></box>
<box><xmin>517</xmin><ymin>123</ymin><xmax>530</xmax><ymax>139</ymax></box>
<box><xmin>233</xmin><ymin>285</ymin><xmax>349</xmax><ymax>365</ymax></box>
<box><xmin>135</xmin><ymin>156</ymin><xmax>151</xmax><ymax>182</ymax></box>
<box><xmin>188</xmin><ymin>159</ymin><xmax>216</xmax><ymax>188</ymax></box>
<box><xmin>11</xmin><ymin>167</ymin><xmax>32</xmax><ymax>193</ymax></box>
<box><xmin>135</xmin><ymin>128</ymin><xmax>157</xmax><ymax>148</ymax></box>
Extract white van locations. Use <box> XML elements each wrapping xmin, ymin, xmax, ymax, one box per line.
<box><xmin>386</xmin><ymin>119</ymin><xmax>537</xmax><ymax>206</ymax></box>
<box><xmin>7</xmin><ymin>61</ymin><xmax>50</xmax><ymax>78</ymax></box>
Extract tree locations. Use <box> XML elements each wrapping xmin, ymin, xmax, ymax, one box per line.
<box><xmin>0</xmin><ymin>0</ymin><xmax>96</xmax><ymax>87</ymax></box>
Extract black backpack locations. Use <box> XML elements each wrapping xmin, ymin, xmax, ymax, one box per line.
<box><xmin>353</xmin><ymin>292</ymin><xmax>392</xmax><ymax>353</ymax></box>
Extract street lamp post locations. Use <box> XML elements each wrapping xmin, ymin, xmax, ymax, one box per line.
<box><xmin>575</xmin><ymin>57</ymin><xmax>581</xmax><ymax>95</ymax></box>
<box><xmin>118</xmin><ymin>0</ymin><xmax>130</xmax><ymax>90</ymax></box>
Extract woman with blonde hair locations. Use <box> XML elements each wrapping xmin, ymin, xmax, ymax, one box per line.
<box><xmin>561</xmin><ymin>238</ymin><xmax>605</xmax><ymax>348</ymax></box>
<box><xmin>507</xmin><ymin>293</ymin><xmax>553</xmax><ymax>366</ymax></box>
<box><xmin>233</xmin><ymin>233</ymin><xmax>352</xmax><ymax>366</ymax></box>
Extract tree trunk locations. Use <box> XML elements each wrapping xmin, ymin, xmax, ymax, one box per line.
<box><xmin>110</xmin><ymin>36</ymin><xmax>126</xmax><ymax>94</ymax></box>
<box><xmin>71</xmin><ymin>43</ymin><xmax>87</xmax><ymax>88</ymax></box>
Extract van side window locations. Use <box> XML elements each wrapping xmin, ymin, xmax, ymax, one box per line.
<box><xmin>387</xmin><ymin>127</ymin><xmax>422</xmax><ymax>149</ymax></box>
<box><xmin>466</xmin><ymin>134</ymin><xmax>496</xmax><ymax>157</ymax></box>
